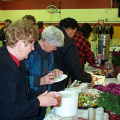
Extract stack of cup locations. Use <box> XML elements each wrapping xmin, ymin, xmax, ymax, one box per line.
<box><xmin>88</xmin><ymin>108</ymin><xmax>95</xmax><ymax>120</ymax></box>
<box><xmin>80</xmin><ymin>83</ymin><xmax>88</xmax><ymax>94</ymax></box>
<box><xmin>100</xmin><ymin>113</ymin><xmax>109</xmax><ymax>120</ymax></box>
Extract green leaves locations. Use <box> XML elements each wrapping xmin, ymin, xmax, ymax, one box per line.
<box><xmin>112</xmin><ymin>55</ymin><xmax>120</xmax><ymax>66</ymax></box>
<box><xmin>97</xmin><ymin>91</ymin><xmax>120</xmax><ymax>115</ymax></box>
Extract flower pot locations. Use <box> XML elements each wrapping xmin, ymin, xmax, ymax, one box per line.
<box><xmin>113</xmin><ymin>66</ymin><xmax>120</xmax><ymax>79</ymax></box>
<box><xmin>104</xmin><ymin>110</ymin><xmax>120</xmax><ymax>120</ymax></box>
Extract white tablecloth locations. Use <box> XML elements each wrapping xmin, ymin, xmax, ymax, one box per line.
<box><xmin>44</xmin><ymin>107</ymin><xmax>104</xmax><ymax>120</ymax></box>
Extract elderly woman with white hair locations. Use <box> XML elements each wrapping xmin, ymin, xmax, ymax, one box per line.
<box><xmin>0</xmin><ymin>19</ymin><xmax>61</xmax><ymax>120</ymax></box>
<box><xmin>24</xmin><ymin>26</ymin><xmax>64</xmax><ymax>120</ymax></box>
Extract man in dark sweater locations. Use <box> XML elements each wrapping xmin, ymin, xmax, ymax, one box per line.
<box><xmin>51</xmin><ymin>17</ymin><xmax>94</xmax><ymax>91</ymax></box>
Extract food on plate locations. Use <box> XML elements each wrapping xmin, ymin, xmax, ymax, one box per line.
<box><xmin>78</xmin><ymin>92</ymin><xmax>98</xmax><ymax>108</ymax></box>
<box><xmin>93</xmin><ymin>70</ymin><xmax>114</xmax><ymax>78</ymax></box>
<box><xmin>92</xmin><ymin>75</ymin><xmax>105</xmax><ymax>85</ymax></box>
<box><xmin>55</xmin><ymin>76</ymin><xmax>59</xmax><ymax>79</ymax></box>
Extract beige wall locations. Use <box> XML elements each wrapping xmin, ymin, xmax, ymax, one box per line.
<box><xmin>0</xmin><ymin>9</ymin><xmax>120</xmax><ymax>23</ymax></box>
<box><xmin>0</xmin><ymin>8</ymin><xmax>120</xmax><ymax>38</ymax></box>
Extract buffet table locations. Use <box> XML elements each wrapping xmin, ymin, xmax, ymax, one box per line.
<box><xmin>44</xmin><ymin>107</ymin><xmax>104</xmax><ymax>120</ymax></box>
<box><xmin>85</xmin><ymin>65</ymin><xmax>119</xmax><ymax>85</ymax></box>
<box><xmin>44</xmin><ymin>66</ymin><xmax>119</xmax><ymax>120</ymax></box>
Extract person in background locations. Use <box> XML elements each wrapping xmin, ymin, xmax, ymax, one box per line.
<box><xmin>24</xmin><ymin>26</ymin><xmax>64</xmax><ymax>120</ymax></box>
<box><xmin>73</xmin><ymin>23</ymin><xmax>95</xmax><ymax>69</ymax></box>
<box><xmin>55</xmin><ymin>23</ymin><xmax>59</xmax><ymax>27</ymax></box>
<box><xmin>46</xmin><ymin>23</ymin><xmax>52</xmax><ymax>27</ymax></box>
<box><xmin>105</xmin><ymin>24</ymin><xmax>109</xmax><ymax>34</ymax></box>
<box><xmin>92</xmin><ymin>23</ymin><xmax>97</xmax><ymax>40</ymax></box>
<box><xmin>109</xmin><ymin>24</ymin><xmax>114</xmax><ymax>39</ymax></box>
<box><xmin>101</xmin><ymin>24</ymin><xmax>105</xmax><ymax>34</ymax></box>
<box><xmin>0</xmin><ymin>18</ymin><xmax>60</xmax><ymax>120</ymax></box>
<box><xmin>0</xmin><ymin>19</ymin><xmax>12</xmax><ymax>46</ymax></box>
<box><xmin>37</xmin><ymin>21</ymin><xmax>44</xmax><ymax>39</ymax></box>
<box><xmin>23</xmin><ymin>15</ymin><xmax>36</xmax><ymax>25</ymax></box>
<box><xmin>51</xmin><ymin>17</ymin><xmax>95</xmax><ymax>92</ymax></box>
<box><xmin>95</xmin><ymin>24</ymin><xmax>98</xmax><ymax>38</ymax></box>
<box><xmin>98</xmin><ymin>24</ymin><xmax>102</xmax><ymax>38</ymax></box>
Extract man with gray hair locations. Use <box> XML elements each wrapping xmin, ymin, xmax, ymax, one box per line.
<box><xmin>24</xmin><ymin>26</ymin><xmax>64</xmax><ymax>120</ymax></box>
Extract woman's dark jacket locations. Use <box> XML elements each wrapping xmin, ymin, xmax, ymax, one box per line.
<box><xmin>0</xmin><ymin>47</ymin><xmax>40</xmax><ymax>120</ymax></box>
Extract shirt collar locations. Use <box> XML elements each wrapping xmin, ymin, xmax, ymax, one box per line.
<box><xmin>9</xmin><ymin>52</ymin><xmax>20</xmax><ymax>67</ymax></box>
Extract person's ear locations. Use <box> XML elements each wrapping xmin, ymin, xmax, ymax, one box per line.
<box><xmin>16</xmin><ymin>40</ymin><xmax>24</xmax><ymax>52</ymax></box>
<box><xmin>45</xmin><ymin>39</ymin><xmax>49</xmax><ymax>43</ymax></box>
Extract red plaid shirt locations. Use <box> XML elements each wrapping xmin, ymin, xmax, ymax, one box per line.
<box><xmin>73</xmin><ymin>31</ymin><xmax>95</xmax><ymax>68</ymax></box>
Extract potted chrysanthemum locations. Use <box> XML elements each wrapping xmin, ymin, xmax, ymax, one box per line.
<box><xmin>96</xmin><ymin>83</ymin><xmax>120</xmax><ymax>120</ymax></box>
<box><xmin>111</xmin><ymin>50</ymin><xmax>120</xmax><ymax>68</ymax></box>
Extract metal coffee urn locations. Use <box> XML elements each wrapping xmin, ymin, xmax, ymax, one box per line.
<box><xmin>98</xmin><ymin>34</ymin><xmax>110</xmax><ymax>64</ymax></box>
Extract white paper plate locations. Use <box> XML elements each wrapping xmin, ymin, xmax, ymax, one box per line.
<box><xmin>65</xmin><ymin>87</ymin><xmax>81</xmax><ymax>93</ymax></box>
<box><xmin>52</xmin><ymin>74</ymin><xmax>67</xmax><ymax>83</ymax></box>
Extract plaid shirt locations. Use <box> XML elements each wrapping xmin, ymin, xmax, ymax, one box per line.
<box><xmin>73</xmin><ymin>31</ymin><xmax>95</xmax><ymax>69</ymax></box>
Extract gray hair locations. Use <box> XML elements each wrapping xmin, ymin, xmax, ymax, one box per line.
<box><xmin>41</xmin><ymin>26</ymin><xmax>64</xmax><ymax>47</ymax></box>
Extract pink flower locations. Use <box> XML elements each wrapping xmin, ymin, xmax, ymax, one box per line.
<box><xmin>102</xmin><ymin>88</ymin><xmax>111</xmax><ymax>92</ymax></box>
<box><xmin>96</xmin><ymin>83</ymin><xmax>120</xmax><ymax>96</ymax></box>
<box><xmin>113</xmin><ymin>87</ymin><xmax>120</xmax><ymax>91</ymax></box>
<box><xmin>111</xmin><ymin>90</ymin><xmax>119</xmax><ymax>95</ymax></box>
<box><xmin>96</xmin><ymin>86</ymin><xmax>105</xmax><ymax>91</ymax></box>
<box><xmin>106</xmin><ymin>83</ymin><xmax>117</xmax><ymax>89</ymax></box>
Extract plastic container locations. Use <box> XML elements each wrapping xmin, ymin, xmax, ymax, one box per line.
<box><xmin>54</xmin><ymin>91</ymin><xmax>78</xmax><ymax>117</ymax></box>
<box><xmin>54</xmin><ymin>95</ymin><xmax>61</xmax><ymax>107</ymax></box>
<box><xmin>97</xmin><ymin>54</ymin><xmax>102</xmax><ymax>65</ymax></box>
<box><xmin>98</xmin><ymin>34</ymin><xmax>110</xmax><ymax>61</ymax></box>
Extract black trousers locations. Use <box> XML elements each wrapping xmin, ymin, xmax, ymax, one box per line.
<box><xmin>110</xmin><ymin>34</ymin><xmax>113</xmax><ymax>39</ymax></box>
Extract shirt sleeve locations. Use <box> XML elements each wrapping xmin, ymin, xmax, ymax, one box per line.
<box><xmin>24</xmin><ymin>52</ymin><xmax>46</xmax><ymax>93</ymax></box>
<box><xmin>63</xmin><ymin>44</ymin><xmax>92</xmax><ymax>83</ymax></box>
<box><xmin>24</xmin><ymin>53</ymin><xmax>40</xmax><ymax>88</ymax></box>
<box><xmin>85</xmin><ymin>41</ymin><xmax>95</xmax><ymax>65</ymax></box>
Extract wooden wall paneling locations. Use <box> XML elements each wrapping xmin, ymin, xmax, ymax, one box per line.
<box><xmin>1</xmin><ymin>0</ymin><xmax>111</xmax><ymax>10</ymax></box>
<box><xmin>1</xmin><ymin>0</ymin><xmax>61</xmax><ymax>10</ymax></box>
<box><xmin>62</xmin><ymin>0</ymin><xmax>111</xmax><ymax>9</ymax></box>
<box><xmin>0</xmin><ymin>1</ymin><xmax>2</xmax><ymax>9</ymax></box>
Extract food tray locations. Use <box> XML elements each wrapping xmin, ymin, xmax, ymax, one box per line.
<box><xmin>78</xmin><ymin>92</ymin><xmax>98</xmax><ymax>109</ymax></box>
<box><xmin>92</xmin><ymin>70</ymin><xmax>114</xmax><ymax>78</ymax></box>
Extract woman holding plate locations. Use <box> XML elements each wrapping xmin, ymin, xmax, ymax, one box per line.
<box><xmin>24</xmin><ymin>26</ymin><xmax>64</xmax><ymax>120</ymax></box>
